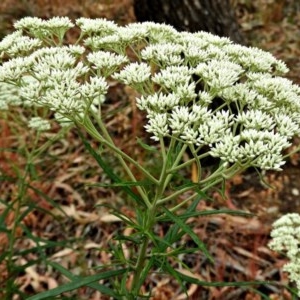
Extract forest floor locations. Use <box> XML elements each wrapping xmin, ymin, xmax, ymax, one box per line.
<box><xmin>1</xmin><ymin>0</ymin><xmax>300</xmax><ymax>299</ymax></box>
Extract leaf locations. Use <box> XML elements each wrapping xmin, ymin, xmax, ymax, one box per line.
<box><xmin>98</xmin><ymin>205</ymin><xmax>137</xmax><ymax>227</ymax></box>
<box><xmin>174</xmin><ymin>268</ymin><xmax>268</xmax><ymax>288</ymax></box>
<box><xmin>158</xmin><ymin>198</ymin><xmax>200</xmax><ymax>252</ymax></box>
<box><xmin>28</xmin><ymin>162</ymin><xmax>39</xmax><ymax>180</ymax></box>
<box><xmin>114</xmin><ymin>234</ymin><xmax>142</xmax><ymax>244</ymax></box>
<box><xmin>87</xmin><ymin>180</ymin><xmax>152</xmax><ymax>188</ymax></box>
<box><xmin>256</xmin><ymin>167</ymin><xmax>275</xmax><ymax>189</ymax></box>
<box><xmin>26</xmin><ymin>267</ymin><xmax>127</xmax><ymax>300</ymax></box>
<box><xmin>159</xmin><ymin>259</ymin><xmax>188</xmax><ymax>297</ymax></box>
<box><xmin>136</xmin><ymin>137</ymin><xmax>157</xmax><ymax>152</ymax></box>
<box><xmin>159</xmin><ymin>208</ymin><xmax>254</xmax><ymax>222</ymax></box>
<box><xmin>162</xmin><ymin>206</ymin><xmax>214</xmax><ymax>263</ymax></box>
<box><xmin>27</xmin><ymin>183</ymin><xmax>69</xmax><ymax>218</ymax></box>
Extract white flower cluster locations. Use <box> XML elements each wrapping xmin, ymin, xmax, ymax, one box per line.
<box><xmin>269</xmin><ymin>213</ymin><xmax>300</xmax><ymax>296</ymax></box>
<box><xmin>0</xmin><ymin>82</ymin><xmax>21</xmax><ymax>109</ymax></box>
<box><xmin>28</xmin><ymin>116</ymin><xmax>51</xmax><ymax>131</ymax></box>
<box><xmin>14</xmin><ymin>16</ymin><xmax>74</xmax><ymax>41</ymax></box>
<box><xmin>0</xmin><ymin>43</ymin><xmax>108</xmax><ymax>119</ymax></box>
<box><xmin>0</xmin><ymin>30</ymin><xmax>42</xmax><ymax>58</ymax></box>
<box><xmin>76</xmin><ymin>18</ymin><xmax>118</xmax><ymax>35</ymax></box>
<box><xmin>113</xmin><ymin>62</ymin><xmax>151</xmax><ymax>85</ymax></box>
<box><xmin>87</xmin><ymin>51</ymin><xmax>128</xmax><ymax>76</ymax></box>
<box><xmin>0</xmin><ymin>16</ymin><xmax>299</xmax><ymax>170</ymax></box>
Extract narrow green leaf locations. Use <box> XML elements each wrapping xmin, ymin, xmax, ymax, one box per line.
<box><xmin>47</xmin><ymin>261</ymin><xmax>123</xmax><ymax>299</ymax></box>
<box><xmin>157</xmin><ymin>199</ymin><xmax>200</xmax><ymax>252</ymax></box>
<box><xmin>94</xmin><ymin>203</ymin><xmax>137</xmax><ymax>228</ymax></box>
<box><xmin>257</xmin><ymin>167</ymin><xmax>275</xmax><ymax>189</ymax></box>
<box><xmin>158</xmin><ymin>247</ymin><xmax>200</xmax><ymax>257</ymax></box>
<box><xmin>280</xmin><ymin>283</ymin><xmax>299</xmax><ymax>299</ymax></box>
<box><xmin>26</xmin><ymin>268</ymin><xmax>127</xmax><ymax>300</ymax></box>
<box><xmin>162</xmin><ymin>206</ymin><xmax>213</xmax><ymax>263</ymax></box>
<box><xmin>0</xmin><ymin>202</ymin><xmax>11</xmax><ymax>227</ymax></box>
<box><xmin>27</xmin><ymin>183</ymin><xmax>70</xmax><ymax>218</ymax></box>
<box><xmin>110</xmin><ymin>212</ymin><xmax>136</xmax><ymax>227</ymax></box>
<box><xmin>159</xmin><ymin>208</ymin><xmax>253</xmax><ymax>222</ymax></box>
<box><xmin>114</xmin><ymin>234</ymin><xmax>142</xmax><ymax>244</ymax></box>
<box><xmin>174</xmin><ymin>269</ymin><xmax>267</xmax><ymax>287</ymax></box>
<box><xmin>28</xmin><ymin>162</ymin><xmax>38</xmax><ymax>180</ymax></box>
<box><xmin>108</xmin><ymin>241</ymin><xmax>127</xmax><ymax>263</ymax></box>
<box><xmin>152</xmin><ymin>234</ymin><xmax>173</xmax><ymax>251</ymax></box>
<box><xmin>87</xmin><ymin>180</ymin><xmax>152</xmax><ymax>188</ymax></box>
<box><xmin>21</xmin><ymin>224</ymin><xmax>77</xmax><ymax>252</ymax></box>
<box><xmin>160</xmin><ymin>260</ymin><xmax>188</xmax><ymax>296</ymax></box>
<box><xmin>136</xmin><ymin>137</ymin><xmax>157</xmax><ymax>152</ymax></box>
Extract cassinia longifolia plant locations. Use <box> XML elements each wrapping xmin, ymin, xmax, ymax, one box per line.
<box><xmin>1</xmin><ymin>16</ymin><xmax>300</xmax><ymax>298</ymax></box>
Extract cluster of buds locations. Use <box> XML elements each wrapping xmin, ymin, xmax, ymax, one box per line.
<box><xmin>0</xmin><ymin>16</ymin><xmax>299</xmax><ymax>171</ymax></box>
<box><xmin>269</xmin><ymin>213</ymin><xmax>300</xmax><ymax>296</ymax></box>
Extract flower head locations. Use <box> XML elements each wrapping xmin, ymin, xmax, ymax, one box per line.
<box><xmin>0</xmin><ymin>16</ymin><xmax>299</xmax><ymax>171</ymax></box>
<box><xmin>76</xmin><ymin>18</ymin><xmax>118</xmax><ymax>35</ymax></box>
<box><xmin>14</xmin><ymin>17</ymin><xmax>74</xmax><ymax>41</ymax></box>
<box><xmin>28</xmin><ymin>116</ymin><xmax>51</xmax><ymax>131</ymax></box>
<box><xmin>0</xmin><ymin>82</ymin><xmax>21</xmax><ymax>109</ymax></box>
<box><xmin>269</xmin><ymin>213</ymin><xmax>300</xmax><ymax>296</ymax></box>
<box><xmin>87</xmin><ymin>51</ymin><xmax>128</xmax><ymax>76</ymax></box>
<box><xmin>112</xmin><ymin>62</ymin><xmax>151</xmax><ymax>85</ymax></box>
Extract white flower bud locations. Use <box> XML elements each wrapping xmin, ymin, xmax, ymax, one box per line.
<box><xmin>28</xmin><ymin>116</ymin><xmax>51</xmax><ymax>131</ymax></box>
<box><xmin>113</xmin><ymin>62</ymin><xmax>151</xmax><ymax>85</ymax></box>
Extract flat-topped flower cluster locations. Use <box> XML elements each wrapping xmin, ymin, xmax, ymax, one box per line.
<box><xmin>269</xmin><ymin>213</ymin><xmax>300</xmax><ymax>296</ymax></box>
<box><xmin>0</xmin><ymin>16</ymin><xmax>300</xmax><ymax>171</ymax></box>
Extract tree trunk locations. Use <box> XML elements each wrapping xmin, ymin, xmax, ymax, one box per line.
<box><xmin>134</xmin><ymin>0</ymin><xmax>245</xmax><ymax>44</ymax></box>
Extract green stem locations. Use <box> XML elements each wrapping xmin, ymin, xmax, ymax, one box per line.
<box><xmin>130</xmin><ymin>137</ymin><xmax>171</xmax><ymax>297</ymax></box>
<box><xmin>166</xmin><ymin>176</ymin><xmax>224</xmax><ymax>214</ymax></box>
<box><xmin>283</xmin><ymin>145</ymin><xmax>300</xmax><ymax>159</ymax></box>
<box><xmin>130</xmin><ymin>229</ymin><xmax>151</xmax><ymax>296</ymax></box>
<box><xmin>32</xmin><ymin>126</ymin><xmax>70</xmax><ymax>160</ymax></box>
<box><xmin>158</xmin><ymin>162</ymin><xmax>243</xmax><ymax>206</ymax></box>
<box><xmin>162</xmin><ymin>140</ymin><xmax>188</xmax><ymax>192</ymax></box>
<box><xmin>85</xmin><ymin>115</ymin><xmax>158</xmax><ymax>185</ymax></box>
<box><xmin>81</xmin><ymin>116</ymin><xmax>154</xmax><ymax>209</ymax></box>
<box><xmin>6</xmin><ymin>131</ymin><xmax>41</xmax><ymax>299</ymax></box>
<box><xmin>161</xmin><ymin>191</ymin><xmax>200</xmax><ymax>215</ymax></box>
<box><xmin>101</xmin><ymin>138</ymin><xmax>158</xmax><ymax>185</ymax></box>
<box><xmin>168</xmin><ymin>151</ymin><xmax>210</xmax><ymax>173</ymax></box>
<box><xmin>199</xmin><ymin>162</ymin><xmax>241</xmax><ymax>185</ymax></box>
<box><xmin>157</xmin><ymin>184</ymin><xmax>198</xmax><ymax>205</ymax></box>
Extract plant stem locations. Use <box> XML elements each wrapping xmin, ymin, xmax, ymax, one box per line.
<box><xmin>5</xmin><ymin>131</ymin><xmax>41</xmax><ymax>299</ymax></box>
<box><xmin>87</xmin><ymin>115</ymin><xmax>158</xmax><ymax>182</ymax></box>
<box><xmin>130</xmin><ymin>229</ymin><xmax>151</xmax><ymax>296</ymax></box>
<box><xmin>81</xmin><ymin>116</ymin><xmax>154</xmax><ymax>208</ymax></box>
<box><xmin>130</xmin><ymin>137</ymin><xmax>170</xmax><ymax>297</ymax></box>
<box><xmin>162</xmin><ymin>139</ymin><xmax>188</xmax><ymax>192</ymax></box>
